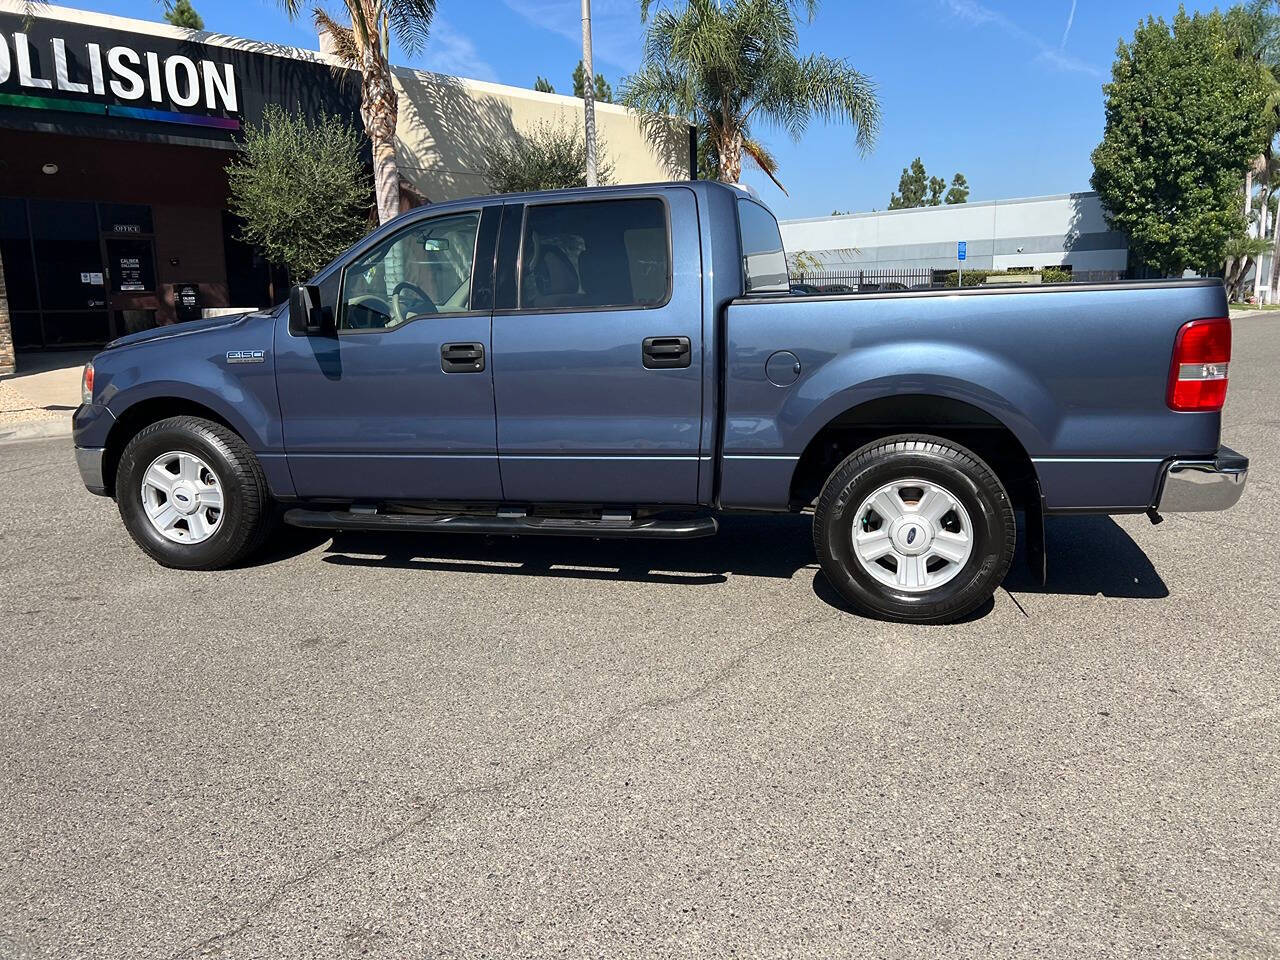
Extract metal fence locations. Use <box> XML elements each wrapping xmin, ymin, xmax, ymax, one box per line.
<box><xmin>790</xmin><ymin>267</ymin><xmax>1129</xmax><ymax>290</ymax></box>
<box><xmin>791</xmin><ymin>268</ymin><xmax>936</xmax><ymax>290</ymax></box>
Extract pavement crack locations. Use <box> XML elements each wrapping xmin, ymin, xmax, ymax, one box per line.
<box><xmin>165</xmin><ymin>611</ymin><xmax>824</xmax><ymax>959</ymax></box>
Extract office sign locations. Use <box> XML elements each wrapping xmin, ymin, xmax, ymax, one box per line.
<box><xmin>0</xmin><ymin>11</ymin><xmax>362</xmax><ymax>146</ymax></box>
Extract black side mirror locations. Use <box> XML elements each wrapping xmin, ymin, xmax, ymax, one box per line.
<box><xmin>288</xmin><ymin>284</ymin><xmax>332</xmax><ymax>336</ymax></box>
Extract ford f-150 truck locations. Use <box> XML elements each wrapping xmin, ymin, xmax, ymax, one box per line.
<box><xmin>72</xmin><ymin>181</ymin><xmax>1249</xmax><ymax>623</ymax></box>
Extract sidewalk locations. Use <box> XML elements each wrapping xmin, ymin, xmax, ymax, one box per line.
<box><xmin>0</xmin><ymin>350</ymin><xmax>93</xmax><ymax>443</ymax></box>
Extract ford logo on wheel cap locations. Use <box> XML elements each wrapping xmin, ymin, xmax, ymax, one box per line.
<box><xmin>906</xmin><ymin>527</ymin><xmax>917</xmax><ymax>544</ymax></box>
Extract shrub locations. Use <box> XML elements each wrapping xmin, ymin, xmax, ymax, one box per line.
<box><xmin>941</xmin><ymin>268</ymin><xmax>1074</xmax><ymax>287</ymax></box>
<box><xmin>227</xmin><ymin>105</ymin><xmax>371</xmax><ymax>279</ymax></box>
<box><xmin>484</xmin><ymin>120</ymin><xmax>615</xmax><ymax>194</ymax></box>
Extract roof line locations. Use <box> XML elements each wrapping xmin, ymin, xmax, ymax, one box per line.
<box><xmin>780</xmin><ymin>191</ymin><xmax>1100</xmax><ymax>225</ymax></box>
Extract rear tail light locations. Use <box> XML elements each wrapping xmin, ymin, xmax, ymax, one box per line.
<box><xmin>1168</xmin><ymin>317</ymin><xmax>1230</xmax><ymax>412</ymax></box>
<box><xmin>81</xmin><ymin>362</ymin><xmax>94</xmax><ymax>405</ymax></box>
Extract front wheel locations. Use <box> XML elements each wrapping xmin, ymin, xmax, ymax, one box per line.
<box><xmin>813</xmin><ymin>435</ymin><xmax>1016</xmax><ymax>624</ymax></box>
<box><xmin>116</xmin><ymin>416</ymin><xmax>273</xmax><ymax>570</ymax></box>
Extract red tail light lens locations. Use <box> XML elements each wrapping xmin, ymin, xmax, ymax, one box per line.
<box><xmin>81</xmin><ymin>362</ymin><xmax>94</xmax><ymax>405</ymax></box>
<box><xmin>1168</xmin><ymin>317</ymin><xmax>1230</xmax><ymax>412</ymax></box>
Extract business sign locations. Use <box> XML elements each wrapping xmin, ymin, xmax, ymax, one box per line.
<box><xmin>0</xmin><ymin>11</ymin><xmax>362</xmax><ymax>146</ymax></box>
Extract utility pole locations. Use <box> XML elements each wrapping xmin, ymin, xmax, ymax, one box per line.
<box><xmin>581</xmin><ymin>0</ymin><xmax>598</xmax><ymax>187</ymax></box>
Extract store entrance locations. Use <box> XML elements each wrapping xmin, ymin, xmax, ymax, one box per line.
<box><xmin>99</xmin><ymin>204</ymin><xmax>160</xmax><ymax>336</ymax></box>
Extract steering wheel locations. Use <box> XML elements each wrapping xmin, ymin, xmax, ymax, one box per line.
<box><xmin>391</xmin><ymin>281</ymin><xmax>437</xmax><ymax>325</ymax></box>
<box><xmin>345</xmin><ymin>294</ymin><xmax>392</xmax><ymax>328</ymax></box>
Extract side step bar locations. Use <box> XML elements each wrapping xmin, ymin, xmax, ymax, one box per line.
<box><xmin>283</xmin><ymin>509</ymin><xmax>719</xmax><ymax>540</ymax></box>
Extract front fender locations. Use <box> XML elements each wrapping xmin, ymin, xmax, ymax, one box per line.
<box><xmin>95</xmin><ymin>315</ymin><xmax>283</xmax><ymax>454</ymax></box>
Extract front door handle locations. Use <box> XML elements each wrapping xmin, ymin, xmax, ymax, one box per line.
<box><xmin>441</xmin><ymin>342</ymin><xmax>485</xmax><ymax>373</ymax></box>
<box><xmin>642</xmin><ymin>336</ymin><xmax>691</xmax><ymax>369</ymax></box>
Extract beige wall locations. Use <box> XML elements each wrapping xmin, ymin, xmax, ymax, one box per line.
<box><xmin>391</xmin><ymin>68</ymin><xmax>691</xmax><ymax>203</ymax></box>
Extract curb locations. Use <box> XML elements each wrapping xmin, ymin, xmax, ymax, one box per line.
<box><xmin>0</xmin><ymin>418</ymin><xmax>73</xmax><ymax>444</ymax></box>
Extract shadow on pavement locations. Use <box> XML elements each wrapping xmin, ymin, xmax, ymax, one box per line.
<box><xmin>253</xmin><ymin>512</ymin><xmax>1170</xmax><ymax>611</ymax></box>
<box><xmin>1005</xmin><ymin>515</ymin><xmax>1169</xmax><ymax>599</ymax></box>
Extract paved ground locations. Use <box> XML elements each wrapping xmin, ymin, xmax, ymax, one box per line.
<box><xmin>1</xmin><ymin>317</ymin><xmax>1277</xmax><ymax>959</ymax></box>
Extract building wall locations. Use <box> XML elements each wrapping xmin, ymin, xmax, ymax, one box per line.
<box><xmin>393</xmin><ymin>71</ymin><xmax>691</xmax><ymax>202</ymax></box>
<box><xmin>780</xmin><ymin>192</ymin><xmax>1128</xmax><ymax>274</ymax></box>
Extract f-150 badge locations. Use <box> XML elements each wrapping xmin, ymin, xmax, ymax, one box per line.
<box><xmin>226</xmin><ymin>350</ymin><xmax>266</xmax><ymax>364</ymax></box>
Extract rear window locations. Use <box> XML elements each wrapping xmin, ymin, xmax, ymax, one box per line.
<box><xmin>519</xmin><ymin>198</ymin><xmax>670</xmax><ymax>310</ymax></box>
<box><xmin>738</xmin><ymin>199</ymin><xmax>789</xmax><ymax>294</ymax></box>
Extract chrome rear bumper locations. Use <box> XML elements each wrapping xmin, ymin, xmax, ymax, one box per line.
<box><xmin>1155</xmin><ymin>446</ymin><xmax>1248</xmax><ymax>513</ymax></box>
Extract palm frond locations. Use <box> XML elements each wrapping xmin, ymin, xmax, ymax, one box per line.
<box><xmin>387</xmin><ymin>0</ymin><xmax>438</xmax><ymax>57</ymax></box>
<box><xmin>314</xmin><ymin>7</ymin><xmax>359</xmax><ymax>67</ymax></box>
<box><xmin>742</xmin><ymin>135</ymin><xmax>788</xmax><ymax>195</ymax></box>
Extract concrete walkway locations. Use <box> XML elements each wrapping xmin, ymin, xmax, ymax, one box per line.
<box><xmin>0</xmin><ymin>349</ymin><xmax>93</xmax><ymax>443</ymax></box>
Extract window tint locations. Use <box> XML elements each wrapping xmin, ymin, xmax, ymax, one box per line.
<box><xmin>738</xmin><ymin>199</ymin><xmax>790</xmax><ymax>294</ymax></box>
<box><xmin>340</xmin><ymin>212</ymin><xmax>480</xmax><ymax>330</ymax></box>
<box><xmin>519</xmin><ymin>198</ymin><xmax>670</xmax><ymax>310</ymax></box>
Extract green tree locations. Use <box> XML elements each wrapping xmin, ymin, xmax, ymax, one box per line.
<box><xmin>888</xmin><ymin>157</ymin><xmax>927</xmax><ymax>208</ymax></box>
<box><xmin>1091</xmin><ymin>9</ymin><xmax>1270</xmax><ymax>275</ymax></box>
<box><xmin>572</xmin><ymin>60</ymin><xmax>613</xmax><ymax>103</ymax></box>
<box><xmin>227</xmin><ymin>105</ymin><xmax>372</xmax><ymax>279</ymax></box>
<box><xmin>534</xmin><ymin>76</ymin><xmax>555</xmax><ymax>93</ymax></box>
<box><xmin>483</xmin><ymin>120</ymin><xmax>616</xmax><ymax>194</ymax></box>
<box><xmin>945</xmin><ymin>172</ymin><xmax>970</xmax><ymax>205</ymax></box>
<box><xmin>284</xmin><ymin>0</ymin><xmax>437</xmax><ymax>224</ymax></box>
<box><xmin>163</xmin><ymin>0</ymin><xmax>204</xmax><ymax>29</ymax></box>
<box><xmin>622</xmin><ymin>0</ymin><xmax>879</xmax><ymax>193</ymax></box>
<box><xmin>888</xmin><ymin>157</ymin><xmax>967</xmax><ymax>208</ymax></box>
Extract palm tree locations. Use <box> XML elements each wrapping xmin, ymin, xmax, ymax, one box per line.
<box><xmin>621</xmin><ymin>0</ymin><xmax>879</xmax><ymax>193</ymax></box>
<box><xmin>284</xmin><ymin>0</ymin><xmax>438</xmax><ymax>224</ymax></box>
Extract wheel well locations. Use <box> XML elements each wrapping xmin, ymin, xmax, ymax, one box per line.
<box><xmin>101</xmin><ymin>398</ymin><xmax>237</xmax><ymax>497</ymax></box>
<box><xmin>789</xmin><ymin>395</ymin><xmax>1039</xmax><ymax>510</ymax></box>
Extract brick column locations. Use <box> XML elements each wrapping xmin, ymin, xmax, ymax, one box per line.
<box><xmin>0</xmin><ymin>255</ymin><xmax>15</xmax><ymax>376</ymax></box>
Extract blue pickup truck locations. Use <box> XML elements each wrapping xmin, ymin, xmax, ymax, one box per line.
<box><xmin>73</xmin><ymin>181</ymin><xmax>1248</xmax><ymax>623</ymax></box>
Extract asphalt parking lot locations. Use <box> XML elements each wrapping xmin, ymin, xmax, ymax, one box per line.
<box><xmin>2</xmin><ymin>315</ymin><xmax>1278</xmax><ymax>959</ymax></box>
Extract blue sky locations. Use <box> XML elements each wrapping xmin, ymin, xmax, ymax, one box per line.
<box><xmin>53</xmin><ymin>0</ymin><xmax>1219</xmax><ymax>218</ymax></box>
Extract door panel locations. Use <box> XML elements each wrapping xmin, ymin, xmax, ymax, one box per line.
<box><xmin>276</xmin><ymin>206</ymin><xmax>501</xmax><ymax>501</ymax></box>
<box><xmin>491</xmin><ymin>190</ymin><xmax>704</xmax><ymax>504</ymax></box>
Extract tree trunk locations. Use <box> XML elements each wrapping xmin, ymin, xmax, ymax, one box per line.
<box><xmin>361</xmin><ymin>49</ymin><xmax>401</xmax><ymax>225</ymax></box>
<box><xmin>717</xmin><ymin>130</ymin><xmax>743</xmax><ymax>183</ymax></box>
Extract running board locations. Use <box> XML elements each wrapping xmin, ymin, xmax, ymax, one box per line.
<box><xmin>283</xmin><ymin>509</ymin><xmax>719</xmax><ymax>540</ymax></box>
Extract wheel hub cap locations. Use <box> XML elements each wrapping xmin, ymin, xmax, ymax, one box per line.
<box><xmin>851</xmin><ymin>478</ymin><xmax>975</xmax><ymax>593</ymax></box>
<box><xmin>140</xmin><ymin>451</ymin><xmax>224</xmax><ymax>544</ymax></box>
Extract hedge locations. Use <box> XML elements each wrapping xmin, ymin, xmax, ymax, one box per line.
<box><xmin>941</xmin><ymin>267</ymin><xmax>1073</xmax><ymax>287</ymax></box>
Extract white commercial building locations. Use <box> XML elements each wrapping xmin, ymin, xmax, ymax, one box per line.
<box><xmin>779</xmin><ymin>191</ymin><xmax>1129</xmax><ymax>282</ymax></box>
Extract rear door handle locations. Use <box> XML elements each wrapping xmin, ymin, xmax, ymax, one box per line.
<box><xmin>441</xmin><ymin>342</ymin><xmax>485</xmax><ymax>373</ymax></box>
<box><xmin>642</xmin><ymin>336</ymin><xmax>691</xmax><ymax>369</ymax></box>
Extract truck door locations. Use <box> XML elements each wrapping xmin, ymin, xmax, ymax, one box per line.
<box><xmin>275</xmin><ymin>205</ymin><xmax>502</xmax><ymax>500</ymax></box>
<box><xmin>490</xmin><ymin>190</ymin><xmax>704</xmax><ymax>504</ymax></box>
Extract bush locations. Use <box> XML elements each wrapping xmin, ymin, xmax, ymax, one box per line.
<box><xmin>941</xmin><ymin>268</ymin><xmax>1074</xmax><ymax>287</ymax></box>
<box><xmin>227</xmin><ymin>105</ymin><xmax>371</xmax><ymax>279</ymax></box>
<box><xmin>483</xmin><ymin>120</ymin><xmax>615</xmax><ymax>194</ymax></box>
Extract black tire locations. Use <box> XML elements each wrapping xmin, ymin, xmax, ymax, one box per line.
<box><xmin>813</xmin><ymin>435</ymin><xmax>1015</xmax><ymax>624</ymax></box>
<box><xmin>116</xmin><ymin>416</ymin><xmax>273</xmax><ymax>570</ymax></box>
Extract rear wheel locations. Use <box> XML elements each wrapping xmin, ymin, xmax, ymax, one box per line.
<box><xmin>116</xmin><ymin>416</ymin><xmax>273</xmax><ymax>570</ymax></box>
<box><xmin>813</xmin><ymin>435</ymin><xmax>1015</xmax><ymax>623</ymax></box>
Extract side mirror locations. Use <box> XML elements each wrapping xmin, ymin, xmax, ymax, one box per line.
<box><xmin>288</xmin><ymin>284</ymin><xmax>332</xmax><ymax>336</ymax></box>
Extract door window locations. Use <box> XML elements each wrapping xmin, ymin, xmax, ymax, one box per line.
<box><xmin>519</xmin><ymin>198</ymin><xmax>670</xmax><ymax>310</ymax></box>
<box><xmin>340</xmin><ymin>211</ymin><xmax>481</xmax><ymax>330</ymax></box>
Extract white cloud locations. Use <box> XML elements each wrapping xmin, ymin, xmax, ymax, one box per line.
<box><xmin>941</xmin><ymin>0</ymin><xmax>1103</xmax><ymax>79</ymax></box>
<box><xmin>425</xmin><ymin>19</ymin><xmax>499</xmax><ymax>82</ymax></box>
<box><xmin>1061</xmin><ymin>0</ymin><xmax>1077</xmax><ymax>50</ymax></box>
